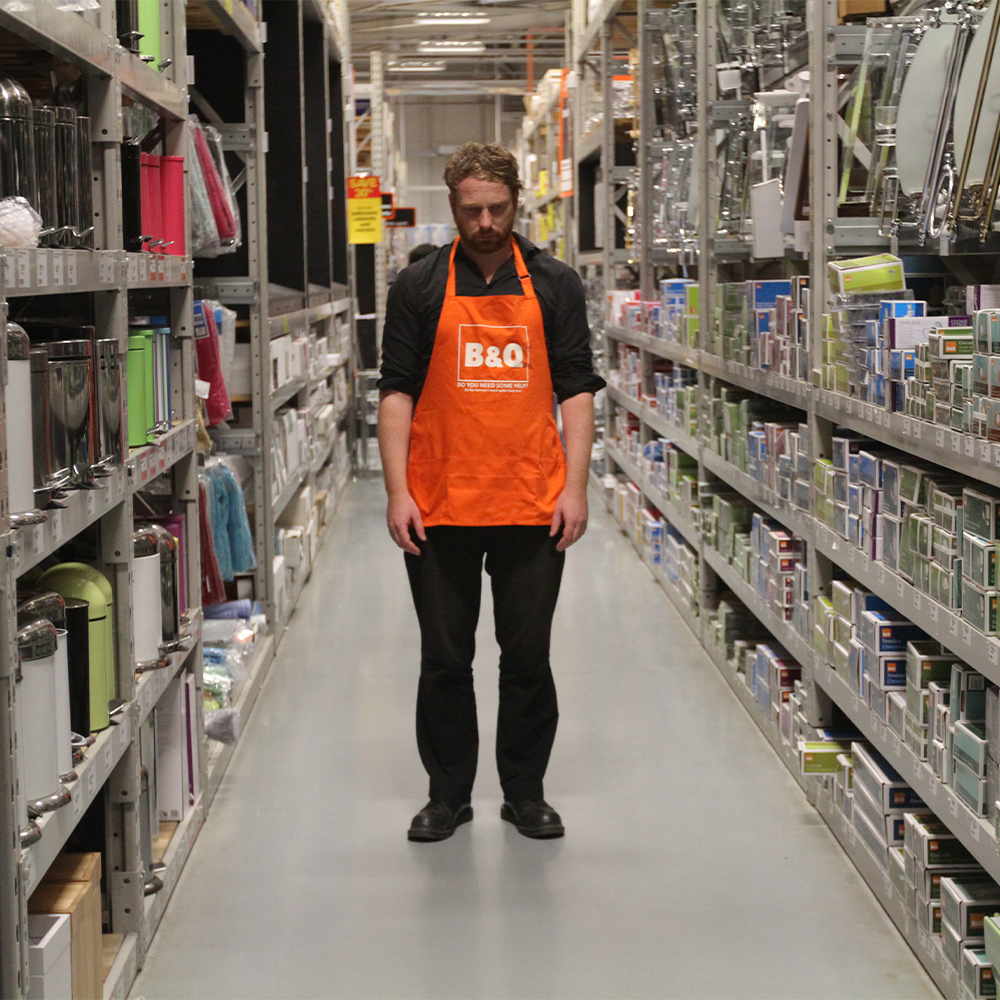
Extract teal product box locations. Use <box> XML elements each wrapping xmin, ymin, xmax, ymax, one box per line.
<box><xmin>859</xmin><ymin>612</ymin><xmax>926</xmax><ymax>653</ymax></box>
<box><xmin>963</xmin><ymin>488</ymin><xmax>1000</xmax><ymax>542</ymax></box>
<box><xmin>952</xmin><ymin>758</ymin><xmax>989</xmax><ymax>815</ymax></box>
<box><xmin>953</xmin><ymin>720</ymin><xmax>989</xmax><ymax>775</ymax></box>
<box><xmin>951</xmin><ymin>663</ymin><xmax>988</xmax><ymax>721</ymax></box>
<box><xmin>962</xmin><ymin>948</ymin><xmax>995</xmax><ymax>999</ymax></box>
<box><xmin>851</xmin><ymin>741</ymin><xmax>926</xmax><ymax>812</ymax></box>
<box><xmin>904</xmin><ymin>813</ymin><xmax>977</xmax><ymax>866</ymax></box>
<box><xmin>941</xmin><ymin>877</ymin><xmax>1000</xmax><ymax>939</ymax></box>
<box><xmin>963</xmin><ymin>534</ymin><xmax>998</xmax><ymax>589</ymax></box>
<box><xmin>961</xmin><ymin>578</ymin><xmax>1000</xmax><ymax>637</ymax></box>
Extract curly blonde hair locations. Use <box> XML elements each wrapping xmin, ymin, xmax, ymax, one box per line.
<box><xmin>443</xmin><ymin>142</ymin><xmax>523</xmax><ymax>199</ymax></box>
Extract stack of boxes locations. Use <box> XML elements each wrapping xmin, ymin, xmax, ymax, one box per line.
<box><xmin>748</xmin><ymin>513</ymin><xmax>805</xmax><ymax>624</ymax></box>
<box><xmin>663</xmin><ymin>531</ymin><xmax>700</xmax><ymax>616</ymax></box>
<box><xmin>859</xmin><ymin>609</ymin><xmax>926</xmax><ymax>730</ymax></box>
<box><xmin>851</xmin><ymin>742</ymin><xmax>925</xmax><ymax>871</ymax></box>
<box><xmin>906</xmin><ymin>641</ymin><xmax>961</xmax><ymax>765</ymax></box>
<box><xmin>610</xmin><ymin>343</ymin><xmax>642</xmax><ymax>398</ymax></box>
<box><xmin>271</xmin><ymin>407</ymin><xmax>309</xmax><ymax>502</ymax></box>
<box><xmin>645</xmin><ymin>439</ymin><xmax>698</xmax><ymax>524</ymax></box>
<box><xmin>903</xmin><ymin>325</ymin><xmax>975</xmax><ymax>428</ymax></box>
<box><xmin>658</xmin><ymin>278</ymin><xmax>698</xmax><ymax>346</ymax></box>
<box><xmin>654</xmin><ymin>365</ymin><xmax>698</xmax><ymax>435</ymax></box>
<box><xmin>612</xmin><ymin>406</ymin><xmax>641</xmax><ymax>463</ymax></box>
<box><xmin>902</xmin><ymin>815</ymin><xmax>979</xmax><ymax>947</ymax></box>
<box><xmin>751</xmin><ymin>642</ymin><xmax>801</xmax><ymax>726</ymax></box>
<box><xmin>962</xmin><ymin>488</ymin><xmax>1000</xmax><ymax>635</ymax></box>
<box><xmin>941</xmin><ymin>876</ymin><xmax>1000</xmax><ymax>974</ymax></box>
<box><xmin>714</xmin><ymin>281</ymin><xmax>750</xmax><ymax>361</ymax></box>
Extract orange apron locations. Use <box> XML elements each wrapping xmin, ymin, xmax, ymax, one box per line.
<box><xmin>407</xmin><ymin>237</ymin><xmax>567</xmax><ymax>527</ymax></box>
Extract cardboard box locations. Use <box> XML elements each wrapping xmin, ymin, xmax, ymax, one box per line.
<box><xmin>156</xmin><ymin>676</ymin><xmax>190</xmax><ymax>823</ymax></box>
<box><xmin>28</xmin><ymin>854</ymin><xmax>103</xmax><ymax>1000</ymax></box>
<box><xmin>962</xmin><ymin>947</ymin><xmax>995</xmax><ymax>1000</ymax></box>
<box><xmin>852</xmin><ymin>742</ymin><xmax>926</xmax><ymax>812</ymax></box>
<box><xmin>904</xmin><ymin>813</ymin><xmax>977</xmax><ymax>867</ymax></box>
<box><xmin>859</xmin><ymin>612</ymin><xmax>925</xmax><ymax>653</ymax></box>
<box><xmin>828</xmin><ymin>253</ymin><xmax>905</xmax><ymax>295</ymax></box>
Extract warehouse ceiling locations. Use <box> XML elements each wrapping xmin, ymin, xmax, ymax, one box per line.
<box><xmin>348</xmin><ymin>0</ymin><xmax>570</xmax><ymax>96</ymax></box>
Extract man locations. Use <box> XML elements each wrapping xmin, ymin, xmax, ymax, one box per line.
<box><xmin>378</xmin><ymin>142</ymin><xmax>605</xmax><ymax>843</ymax></box>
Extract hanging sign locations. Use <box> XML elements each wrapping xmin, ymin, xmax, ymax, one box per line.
<box><xmin>381</xmin><ymin>192</ymin><xmax>396</xmax><ymax>220</ymax></box>
<box><xmin>347</xmin><ymin>176</ymin><xmax>383</xmax><ymax>244</ymax></box>
<box><xmin>386</xmin><ymin>207</ymin><xmax>417</xmax><ymax>228</ymax></box>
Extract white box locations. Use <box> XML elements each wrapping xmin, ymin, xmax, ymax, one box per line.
<box><xmin>273</xmin><ymin>554</ymin><xmax>287</xmax><ymax>623</ymax></box>
<box><xmin>27</xmin><ymin>913</ymin><xmax>71</xmax><ymax>1000</ymax></box>
<box><xmin>156</xmin><ymin>676</ymin><xmax>190</xmax><ymax>822</ymax></box>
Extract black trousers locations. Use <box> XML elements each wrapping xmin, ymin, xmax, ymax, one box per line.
<box><xmin>404</xmin><ymin>525</ymin><xmax>565</xmax><ymax>804</ymax></box>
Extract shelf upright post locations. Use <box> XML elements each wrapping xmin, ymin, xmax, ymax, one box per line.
<box><xmin>600</xmin><ymin>15</ymin><xmax>614</xmax><ymax>478</ymax></box>
<box><xmin>0</xmin><ymin>260</ymin><xmax>24</xmax><ymax>999</ymax></box>
<box><xmin>696</xmin><ymin>0</ymin><xmax>717</xmax><ymax>613</ymax></box>
<box><xmin>636</xmin><ymin>0</ymin><xmax>653</xmax><ymax>438</ymax></box>
<box><xmin>805</xmin><ymin>0</ymin><xmax>840</xmax><ymax>731</ymax></box>
<box><xmin>370</xmin><ymin>50</ymin><xmax>387</xmax><ymax>357</ymax></box>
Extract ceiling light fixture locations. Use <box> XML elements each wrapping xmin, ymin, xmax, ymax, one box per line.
<box><xmin>414</xmin><ymin>11</ymin><xmax>490</xmax><ymax>25</ymax></box>
<box><xmin>386</xmin><ymin>59</ymin><xmax>448</xmax><ymax>72</ymax></box>
<box><xmin>417</xmin><ymin>39</ymin><xmax>487</xmax><ymax>54</ymax></box>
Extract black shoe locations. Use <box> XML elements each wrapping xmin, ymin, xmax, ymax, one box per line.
<box><xmin>407</xmin><ymin>800</ymin><xmax>473</xmax><ymax>842</ymax></box>
<box><xmin>500</xmin><ymin>799</ymin><xmax>565</xmax><ymax>839</ymax></box>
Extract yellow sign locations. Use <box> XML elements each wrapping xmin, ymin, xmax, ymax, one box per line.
<box><xmin>347</xmin><ymin>176</ymin><xmax>383</xmax><ymax>244</ymax></box>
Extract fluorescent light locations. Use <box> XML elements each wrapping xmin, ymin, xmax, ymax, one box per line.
<box><xmin>386</xmin><ymin>59</ymin><xmax>447</xmax><ymax>72</ymax></box>
<box><xmin>417</xmin><ymin>39</ymin><xmax>486</xmax><ymax>54</ymax></box>
<box><xmin>414</xmin><ymin>11</ymin><xmax>490</xmax><ymax>24</ymax></box>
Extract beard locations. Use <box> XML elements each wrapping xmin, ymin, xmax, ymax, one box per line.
<box><xmin>463</xmin><ymin>219</ymin><xmax>514</xmax><ymax>255</ymax></box>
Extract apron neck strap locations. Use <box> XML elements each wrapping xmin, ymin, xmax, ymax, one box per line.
<box><xmin>446</xmin><ymin>237</ymin><xmax>536</xmax><ymax>299</ymax></box>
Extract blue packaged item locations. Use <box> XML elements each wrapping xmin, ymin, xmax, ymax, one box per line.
<box><xmin>752</xmin><ymin>279</ymin><xmax>792</xmax><ymax>310</ymax></box>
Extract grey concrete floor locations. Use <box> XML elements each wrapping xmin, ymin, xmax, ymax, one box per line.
<box><xmin>131</xmin><ymin>479</ymin><xmax>940</xmax><ymax>1000</ymax></box>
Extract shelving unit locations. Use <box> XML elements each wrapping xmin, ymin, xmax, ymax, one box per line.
<box><xmin>0</xmin><ymin>2</ymin><xmax>353</xmax><ymax>997</ymax></box>
<box><xmin>577</xmin><ymin>1</ymin><xmax>1000</xmax><ymax>995</ymax></box>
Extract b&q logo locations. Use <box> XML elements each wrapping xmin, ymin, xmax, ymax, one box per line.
<box><xmin>457</xmin><ymin>323</ymin><xmax>529</xmax><ymax>392</ymax></box>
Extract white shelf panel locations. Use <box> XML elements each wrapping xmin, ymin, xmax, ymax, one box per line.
<box><xmin>575</xmin><ymin>128</ymin><xmax>603</xmax><ymax>163</ymax></box>
<box><xmin>22</xmin><ymin>711</ymin><xmax>132</xmax><ymax>897</ymax></box>
<box><xmin>814</xmin><ymin>788</ymin><xmax>960</xmax><ymax>999</ymax></box>
<box><xmin>813</xmin><ymin>521</ymin><xmax>1000</xmax><ymax>691</ymax></box>
<box><xmin>704</xmin><ymin>546</ymin><xmax>814</xmax><ymax>668</ymax></box>
<box><xmin>700</xmin><ymin>450</ymin><xmax>814</xmax><ymax>541</ymax></box>
<box><xmin>205</xmin><ymin>632</ymin><xmax>275</xmax><ymax>809</ymax></box>
<box><xmin>12</xmin><ymin>467</ymin><xmax>128</xmax><ymax>578</ymax></box>
<box><xmin>128</xmin><ymin>420</ymin><xmax>197</xmax><ymax>492</ymax></box>
<box><xmin>124</xmin><ymin>253</ymin><xmax>191</xmax><ymax>288</ymax></box>
<box><xmin>816</xmin><ymin>388</ymin><xmax>1000</xmax><ymax>493</ymax></box>
<box><xmin>3</xmin><ymin>249</ymin><xmax>119</xmax><ymax>296</ymax></box>
<box><xmin>119</xmin><ymin>49</ymin><xmax>188</xmax><ymax>120</ymax></box>
<box><xmin>701</xmin><ymin>354</ymin><xmax>812</xmax><ymax>410</ymax></box>
<box><xmin>102</xmin><ymin>932</ymin><xmax>139</xmax><ymax>1000</ymax></box>
<box><xmin>814</xmin><ymin>658</ymin><xmax>1000</xmax><ymax>885</ymax></box>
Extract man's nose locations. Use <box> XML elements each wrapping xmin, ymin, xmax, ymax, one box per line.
<box><xmin>478</xmin><ymin>209</ymin><xmax>493</xmax><ymax>228</ymax></box>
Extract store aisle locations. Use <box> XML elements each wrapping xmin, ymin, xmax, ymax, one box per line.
<box><xmin>132</xmin><ymin>480</ymin><xmax>939</xmax><ymax>1000</ymax></box>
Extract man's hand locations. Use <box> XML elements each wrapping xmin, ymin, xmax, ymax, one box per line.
<box><xmin>551</xmin><ymin>486</ymin><xmax>588</xmax><ymax>551</ymax></box>
<box><xmin>387</xmin><ymin>491</ymin><xmax>426</xmax><ymax>555</ymax></box>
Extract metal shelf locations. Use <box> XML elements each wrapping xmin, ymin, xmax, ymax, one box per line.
<box><xmin>128</xmin><ymin>420</ymin><xmax>198</xmax><ymax>492</ymax></box>
<box><xmin>813</xmin><ymin>521</ymin><xmax>1000</xmax><ymax>692</ymax></box>
<box><xmin>135</xmin><ymin>609</ymin><xmax>203</xmax><ymax>728</ymax></box>
<box><xmin>272</xmin><ymin>464</ymin><xmax>308</xmax><ymax>523</ymax></box>
<box><xmin>816</xmin><ymin>389</ymin><xmax>1000</xmax><ymax>493</ymax></box>
<box><xmin>0</xmin><ymin>5</ymin><xmax>112</xmax><ymax>77</ymax></box>
<box><xmin>103</xmin><ymin>933</ymin><xmax>139</xmax><ymax>1000</ymax></box>
<box><xmin>701</xmin><ymin>637</ymin><xmax>810</xmax><ymax>794</ymax></box>
<box><xmin>118</xmin><ymin>48</ymin><xmax>188</xmax><ymax>120</ymax></box>
<box><xmin>124</xmin><ymin>253</ymin><xmax>191</xmax><ymax>288</ymax></box>
<box><xmin>701</xmin><ymin>450</ymin><xmax>814</xmax><ymax>542</ymax></box>
<box><xmin>704</xmin><ymin>547</ymin><xmax>814</xmax><ymax>668</ymax></box>
<box><xmin>574</xmin><ymin>0</ymin><xmax>625</xmax><ymax>62</ymax></box>
<box><xmin>3</xmin><ymin>249</ymin><xmax>119</xmax><ymax>296</ymax></box>
<box><xmin>575</xmin><ymin>129</ymin><xmax>603</xmax><ymax>163</ymax></box>
<box><xmin>11</xmin><ymin>467</ymin><xmax>128</xmax><ymax>577</ymax></box>
<box><xmin>814</xmin><ymin>659</ymin><xmax>1000</xmax><ymax>886</ymax></box>
<box><xmin>606</xmin><ymin>324</ymin><xmax>700</xmax><ymax>368</ymax></box>
<box><xmin>814</xmin><ymin>789</ymin><xmax>960</xmax><ymax>999</ymax></box>
<box><xmin>311</xmin><ymin>432</ymin><xmax>338</xmax><ymax>475</ymax></box>
<box><xmin>701</xmin><ymin>355</ymin><xmax>812</xmax><ymax>410</ymax></box>
<box><xmin>272</xmin><ymin>377</ymin><xmax>308</xmax><ymax>412</ymax></box>
<box><xmin>606</xmin><ymin>385</ymin><xmax>699</xmax><ymax>457</ymax></box>
<box><xmin>205</xmin><ymin>633</ymin><xmax>275</xmax><ymax>809</ymax></box>
<box><xmin>188</xmin><ymin>0</ymin><xmax>263</xmax><ymax>52</ymax></box>
<box><xmin>605</xmin><ymin>441</ymin><xmax>700</xmax><ymax>548</ymax></box>
<box><xmin>22</xmin><ymin>713</ymin><xmax>132</xmax><ymax>897</ymax></box>
<box><xmin>268</xmin><ymin>301</ymin><xmax>335</xmax><ymax>339</ymax></box>
<box><xmin>141</xmin><ymin>794</ymin><xmax>205</xmax><ymax>959</ymax></box>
